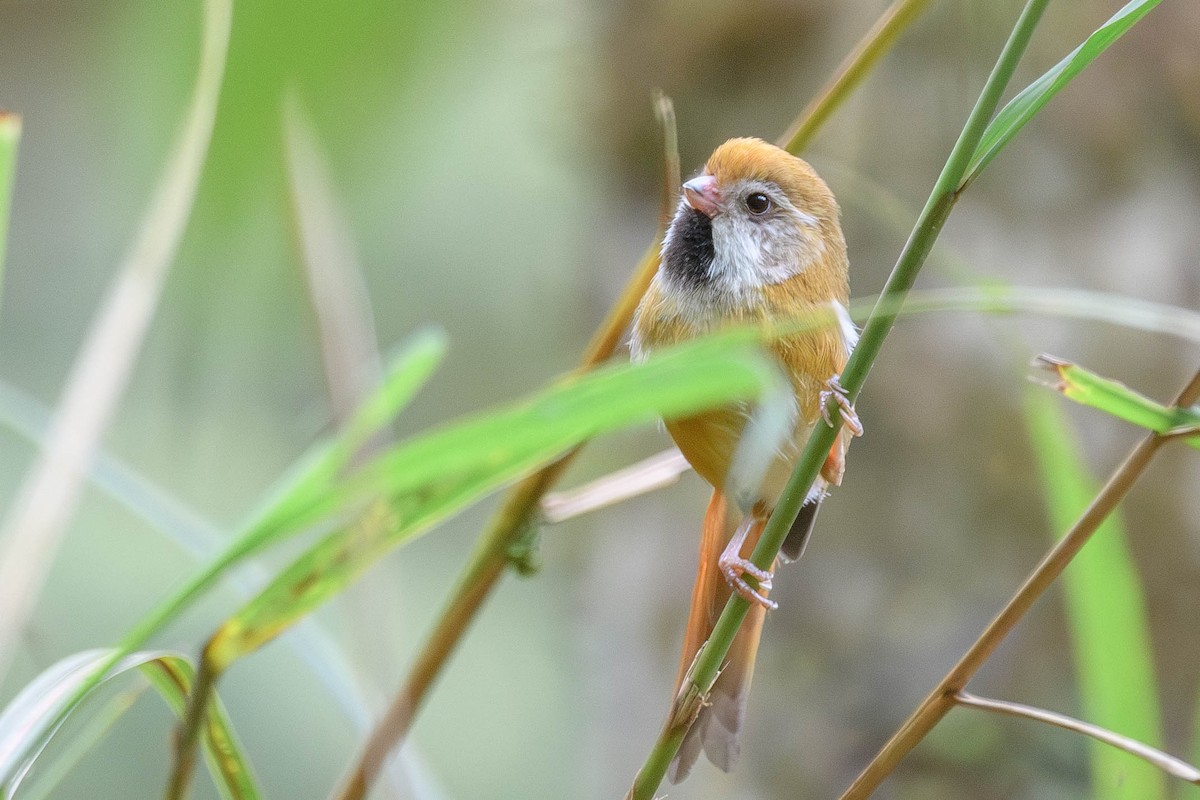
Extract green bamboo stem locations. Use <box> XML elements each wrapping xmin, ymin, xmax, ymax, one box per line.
<box><xmin>330</xmin><ymin>4</ymin><xmax>937</xmax><ymax>798</ymax></box>
<box><xmin>623</xmin><ymin>1</ymin><xmax>1051</xmax><ymax>796</ymax></box>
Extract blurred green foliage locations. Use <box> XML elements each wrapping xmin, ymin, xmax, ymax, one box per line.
<box><xmin>0</xmin><ymin>1</ymin><xmax>1197</xmax><ymax>798</ymax></box>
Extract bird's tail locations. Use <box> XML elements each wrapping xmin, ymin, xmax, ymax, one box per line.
<box><xmin>668</xmin><ymin>490</ymin><xmax>768</xmax><ymax>783</ymax></box>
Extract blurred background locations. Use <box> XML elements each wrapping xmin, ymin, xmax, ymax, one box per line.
<box><xmin>0</xmin><ymin>0</ymin><xmax>1198</xmax><ymax>797</ymax></box>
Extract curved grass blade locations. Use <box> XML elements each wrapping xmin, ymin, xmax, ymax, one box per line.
<box><xmin>1025</xmin><ymin>390</ymin><xmax>1166</xmax><ymax>799</ymax></box>
<box><xmin>5</xmin><ymin>329</ymin><xmax>447</xmax><ymax>792</ymax></box>
<box><xmin>0</xmin><ymin>649</ymin><xmax>258</xmax><ymax>799</ymax></box>
<box><xmin>1034</xmin><ymin>355</ymin><xmax>1200</xmax><ymax>447</ymax></box>
<box><xmin>167</xmin><ymin>332</ymin><xmax>785</xmax><ymax>794</ymax></box>
<box><xmin>217</xmin><ymin>332</ymin><xmax>783</xmax><ymax>664</ymax></box>
<box><xmin>965</xmin><ymin>0</ymin><xmax>1162</xmax><ymax>185</ymax></box>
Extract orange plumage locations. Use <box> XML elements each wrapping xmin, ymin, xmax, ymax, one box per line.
<box><xmin>631</xmin><ymin>138</ymin><xmax>858</xmax><ymax>781</ymax></box>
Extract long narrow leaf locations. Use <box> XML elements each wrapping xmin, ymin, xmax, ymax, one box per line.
<box><xmin>7</xmin><ymin>327</ymin><xmax>451</xmax><ymax>791</ymax></box>
<box><xmin>206</xmin><ymin>332</ymin><xmax>786</xmax><ymax>670</ymax></box>
<box><xmin>168</xmin><ymin>331</ymin><xmax>785</xmax><ymax>794</ymax></box>
<box><xmin>1034</xmin><ymin>355</ymin><xmax>1200</xmax><ymax>448</ymax></box>
<box><xmin>0</xmin><ymin>650</ymin><xmax>258</xmax><ymax>799</ymax></box>
<box><xmin>1025</xmin><ymin>390</ymin><xmax>1165</xmax><ymax>800</ymax></box>
<box><xmin>965</xmin><ymin>0</ymin><xmax>1161</xmax><ymax>184</ymax></box>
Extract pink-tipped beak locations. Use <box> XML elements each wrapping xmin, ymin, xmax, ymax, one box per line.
<box><xmin>682</xmin><ymin>174</ymin><xmax>722</xmax><ymax>218</ymax></box>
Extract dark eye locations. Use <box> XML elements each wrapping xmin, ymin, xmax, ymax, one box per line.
<box><xmin>745</xmin><ymin>192</ymin><xmax>771</xmax><ymax>215</ymax></box>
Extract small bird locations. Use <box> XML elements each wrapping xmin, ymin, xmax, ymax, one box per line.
<box><xmin>631</xmin><ymin>137</ymin><xmax>860</xmax><ymax>781</ymax></box>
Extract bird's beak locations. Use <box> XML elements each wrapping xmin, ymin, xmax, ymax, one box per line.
<box><xmin>682</xmin><ymin>175</ymin><xmax>722</xmax><ymax>218</ymax></box>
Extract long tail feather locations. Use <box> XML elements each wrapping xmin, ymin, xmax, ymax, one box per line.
<box><xmin>669</xmin><ymin>491</ymin><xmax>768</xmax><ymax>783</ymax></box>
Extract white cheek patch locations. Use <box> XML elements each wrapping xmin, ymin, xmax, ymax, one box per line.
<box><xmin>709</xmin><ymin>212</ymin><xmax>823</xmax><ymax>297</ymax></box>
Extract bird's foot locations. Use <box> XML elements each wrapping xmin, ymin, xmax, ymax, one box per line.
<box><xmin>719</xmin><ymin>516</ymin><xmax>777</xmax><ymax>610</ymax></box>
<box><xmin>820</xmin><ymin>374</ymin><xmax>863</xmax><ymax>437</ymax></box>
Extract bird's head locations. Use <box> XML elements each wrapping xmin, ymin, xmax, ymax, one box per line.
<box><xmin>661</xmin><ymin>137</ymin><xmax>844</xmax><ymax>305</ymax></box>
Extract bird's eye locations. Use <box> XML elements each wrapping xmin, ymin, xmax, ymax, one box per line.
<box><xmin>745</xmin><ymin>192</ymin><xmax>772</xmax><ymax>215</ymax></box>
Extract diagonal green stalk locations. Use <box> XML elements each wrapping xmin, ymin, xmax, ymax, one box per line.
<box><xmin>0</xmin><ymin>112</ymin><xmax>20</xmax><ymax>301</ymax></box>
<box><xmin>623</xmin><ymin>0</ymin><xmax>1051</xmax><ymax>795</ymax></box>
<box><xmin>330</xmin><ymin>4</ymin><xmax>937</xmax><ymax>798</ymax></box>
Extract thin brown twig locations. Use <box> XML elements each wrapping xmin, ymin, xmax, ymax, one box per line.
<box><xmin>838</xmin><ymin>366</ymin><xmax>1200</xmax><ymax>800</ymax></box>
<box><xmin>953</xmin><ymin>691</ymin><xmax>1200</xmax><ymax>785</ymax></box>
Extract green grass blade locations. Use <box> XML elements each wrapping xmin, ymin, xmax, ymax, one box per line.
<box><xmin>205</xmin><ymin>332</ymin><xmax>784</xmax><ymax>670</ymax></box>
<box><xmin>0</xmin><ymin>650</ymin><xmax>258</xmax><ymax>798</ymax></box>
<box><xmin>14</xmin><ymin>327</ymin><xmax>450</xmax><ymax>780</ymax></box>
<box><xmin>139</xmin><ymin>658</ymin><xmax>259</xmax><ymax>800</ymax></box>
<box><xmin>1034</xmin><ymin>355</ymin><xmax>1200</xmax><ymax>447</ymax></box>
<box><xmin>965</xmin><ymin>0</ymin><xmax>1162</xmax><ymax>184</ymax></box>
<box><xmin>1025</xmin><ymin>390</ymin><xmax>1166</xmax><ymax>800</ymax></box>
<box><xmin>0</xmin><ymin>112</ymin><xmax>19</xmax><ymax>298</ymax></box>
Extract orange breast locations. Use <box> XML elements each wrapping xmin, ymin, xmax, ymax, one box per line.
<box><xmin>633</xmin><ymin>277</ymin><xmax>849</xmax><ymax>496</ymax></box>
<box><xmin>666</xmin><ymin>408</ymin><xmax>747</xmax><ymax>491</ymax></box>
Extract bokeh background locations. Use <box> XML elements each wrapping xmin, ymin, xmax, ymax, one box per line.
<box><xmin>1</xmin><ymin>0</ymin><xmax>1198</xmax><ymax>798</ymax></box>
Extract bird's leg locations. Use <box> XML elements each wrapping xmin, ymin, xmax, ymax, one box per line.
<box><xmin>820</xmin><ymin>373</ymin><xmax>863</xmax><ymax>437</ymax></box>
<box><xmin>719</xmin><ymin>509</ymin><xmax>777</xmax><ymax>611</ymax></box>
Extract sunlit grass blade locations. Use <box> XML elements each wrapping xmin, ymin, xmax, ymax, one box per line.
<box><xmin>964</xmin><ymin>0</ymin><xmax>1161</xmax><ymax>185</ymax></box>
<box><xmin>0</xmin><ymin>111</ymin><xmax>19</xmax><ymax>295</ymax></box>
<box><xmin>0</xmin><ymin>649</ymin><xmax>258</xmax><ymax>799</ymax></box>
<box><xmin>1024</xmin><ymin>390</ymin><xmax>1166</xmax><ymax>799</ymax></box>
<box><xmin>167</xmin><ymin>332</ymin><xmax>786</xmax><ymax>795</ymax></box>
<box><xmin>218</xmin><ymin>332</ymin><xmax>784</xmax><ymax>664</ymax></box>
<box><xmin>1034</xmin><ymin>355</ymin><xmax>1200</xmax><ymax>447</ymax></box>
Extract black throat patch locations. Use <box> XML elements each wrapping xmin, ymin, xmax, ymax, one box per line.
<box><xmin>662</xmin><ymin>207</ymin><xmax>715</xmax><ymax>290</ymax></box>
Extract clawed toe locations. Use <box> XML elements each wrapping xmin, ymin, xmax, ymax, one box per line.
<box><xmin>820</xmin><ymin>374</ymin><xmax>863</xmax><ymax>437</ymax></box>
<box><xmin>719</xmin><ymin>554</ymin><xmax>778</xmax><ymax>610</ymax></box>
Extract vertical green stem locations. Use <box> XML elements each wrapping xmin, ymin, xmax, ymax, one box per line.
<box><xmin>623</xmin><ymin>1</ymin><xmax>1051</xmax><ymax>796</ymax></box>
